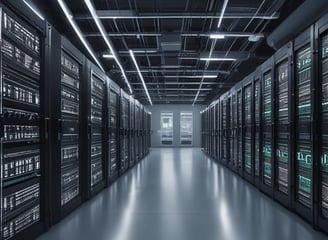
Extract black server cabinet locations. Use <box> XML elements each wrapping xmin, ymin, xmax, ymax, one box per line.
<box><xmin>107</xmin><ymin>79</ymin><xmax>120</xmax><ymax>183</ymax></box>
<box><xmin>142</xmin><ymin>109</ymin><xmax>146</xmax><ymax>158</ymax></box>
<box><xmin>230</xmin><ymin>94</ymin><xmax>238</xmax><ymax>172</ymax></box>
<box><xmin>129</xmin><ymin>97</ymin><xmax>135</xmax><ymax>168</ymax></box>
<box><xmin>274</xmin><ymin>43</ymin><xmax>292</xmax><ymax>208</ymax></box>
<box><xmin>254</xmin><ymin>69</ymin><xmax>262</xmax><ymax>187</ymax></box>
<box><xmin>0</xmin><ymin>5</ymin><xmax>46</xmax><ymax>240</ymax></box>
<box><xmin>244</xmin><ymin>78</ymin><xmax>254</xmax><ymax>183</ymax></box>
<box><xmin>120</xmin><ymin>90</ymin><xmax>130</xmax><ymax>174</ymax></box>
<box><xmin>209</xmin><ymin>104</ymin><xmax>214</xmax><ymax>158</ymax></box>
<box><xmin>317</xmin><ymin>15</ymin><xmax>328</xmax><ymax>233</ymax></box>
<box><xmin>237</xmin><ymin>89</ymin><xmax>243</xmax><ymax>176</ymax></box>
<box><xmin>83</xmin><ymin>61</ymin><xmax>106</xmax><ymax>198</ymax></box>
<box><xmin>260</xmin><ymin>57</ymin><xmax>275</xmax><ymax>196</ymax></box>
<box><xmin>293</xmin><ymin>27</ymin><xmax>314</xmax><ymax>222</ymax></box>
<box><xmin>221</xmin><ymin>97</ymin><xmax>230</xmax><ymax>165</ymax></box>
<box><xmin>214</xmin><ymin>102</ymin><xmax>219</xmax><ymax>161</ymax></box>
<box><xmin>48</xmin><ymin>33</ymin><xmax>84</xmax><ymax>223</ymax></box>
<box><xmin>205</xmin><ymin>108</ymin><xmax>209</xmax><ymax>154</ymax></box>
<box><xmin>135</xmin><ymin>100</ymin><xmax>141</xmax><ymax>161</ymax></box>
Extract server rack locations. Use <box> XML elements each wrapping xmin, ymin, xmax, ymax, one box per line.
<box><xmin>243</xmin><ymin>76</ymin><xmax>254</xmax><ymax>183</ymax></box>
<box><xmin>229</xmin><ymin>94</ymin><xmax>238</xmax><ymax>171</ymax></box>
<box><xmin>274</xmin><ymin>43</ymin><xmax>293</xmax><ymax>207</ymax></box>
<box><xmin>107</xmin><ymin>79</ymin><xmax>120</xmax><ymax>183</ymax></box>
<box><xmin>237</xmin><ymin>88</ymin><xmax>243</xmax><ymax>176</ymax></box>
<box><xmin>209</xmin><ymin>104</ymin><xmax>214</xmax><ymax>158</ymax></box>
<box><xmin>254</xmin><ymin>68</ymin><xmax>262</xmax><ymax>187</ymax></box>
<box><xmin>135</xmin><ymin>100</ymin><xmax>141</xmax><ymax>162</ymax></box>
<box><xmin>146</xmin><ymin>111</ymin><xmax>151</xmax><ymax>154</ymax></box>
<box><xmin>119</xmin><ymin>90</ymin><xmax>130</xmax><ymax>174</ymax></box>
<box><xmin>83</xmin><ymin>62</ymin><xmax>106</xmax><ymax>198</ymax></box>
<box><xmin>293</xmin><ymin>27</ymin><xmax>314</xmax><ymax>222</ymax></box>
<box><xmin>205</xmin><ymin>107</ymin><xmax>209</xmax><ymax>154</ymax></box>
<box><xmin>316</xmin><ymin>14</ymin><xmax>328</xmax><ymax>233</ymax></box>
<box><xmin>46</xmin><ymin>30</ymin><xmax>84</xmax><ymax>223</ymax></box>
<box><xmin>0</xmin><ymin>5</ymin><xmax>46</xmax><ymax>239</ymax></box>
<box><xmin>221</xmin><ymin>96</ymin><xmax>230</xmax><ymax>165</ymax></box>
<box><xmin>214</xmin><ymin>101</ymin><xmax>219</xmax><ymax>161</ymax></box>
<box><xmin>260</xmin><ymin>57</ymin><xmax>275</xmax><ymax>196</ymax></box>
<box><xmin>129</xmin><ymin>96</ymin><xmax>135</xmax><ymax>168</ymax></box>
<box><xmin>141</xmin><ymin>108</ymin><xmax>146</xmax><ymax>158</ymax></box>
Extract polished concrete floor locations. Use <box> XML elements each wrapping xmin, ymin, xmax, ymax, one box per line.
<box><xmin>37</xmin><ymin>148</ymin><xmax>327</xmax><ymax>240</ymax></box>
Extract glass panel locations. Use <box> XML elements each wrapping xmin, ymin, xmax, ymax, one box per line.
<box><xmin>180</xmin><ymin>112</ymin><xmax>193</xmax><ymax>145</ymax></box>
<box><xmin>161</xmin><ymin>112</ymin><xmax>173</xmax><ymax>145</ymax></box>
<box><xmin>262</xmin><ymin>71</ymin><xmax>272</xmax><ymax>186</ymax></box>
<box><xmin>295</xmin><ymin>46</ymin><xmax>312</xmax><ymax>207</ymax></box>
<box><xmin>61</xmin><ymin>51</ymin><xmax>80</xmax><ymax>206</ymax></box>
<box><xmin>321</xmin><ymin>33</ymin><xmax>328</xmax><ymax>218</ymax></box>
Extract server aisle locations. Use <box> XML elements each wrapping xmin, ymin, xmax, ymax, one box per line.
<box><xmin>1</xmin><ymin>6</ymin><xmax>45</xmax><ymax>240</ymax></box>
<box><xmin>36</xmin><ymin>148</ymin><xmax>327</xmax><ymax>240</ymax></box>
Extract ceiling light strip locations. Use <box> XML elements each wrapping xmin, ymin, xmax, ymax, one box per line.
<box><xmin>57</xmin><ymin>0</ymin><xmax>104</xmax><ymax>72</ymax></box>
<box><xmin>23</xmin><ymin>0</ymin><xmax>45</xmax><ymax>20</ymax></box>
<box><xmin>217</xmin><ymin>0</ymin><xmax>229</xmax><ymax>28</ymax></box>
<box><xmin>164</xmin><ymin>75</ymin><xmax>217</xmax><ymax>79</ymax></box>
<box><xmin>84</xmin><ymin>0</ymin><xmax>132</xmax><ymax>94</ymax></box>
<box><xmin>200</xmin><ymin>57</ymin><xmax>236</xmax><ymax>61</ymax></box>
<box><xmin>129</xmin><ymin>50</ymin><xmax>152</xmax><ymax>105</ymax></box>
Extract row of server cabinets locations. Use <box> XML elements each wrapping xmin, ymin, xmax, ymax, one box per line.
<box><xmin>201</xmin><ymin>12</ymin><xmax>328</xmax><ymax>235</ymax></box>
<box><xmin>0</xmin><ymin>2</ymin><xmax>152</xmax><ymax>240</ymax></box>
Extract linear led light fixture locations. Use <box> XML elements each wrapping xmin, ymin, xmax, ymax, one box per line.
<box><xmin>218</xmin><ymin>0</ymin><xmax>229</xmax><ymax>28</ymax></box>
<box><xmin>84</xmin><ymin>0</ymin><xmax>132</xmax><ymax>94</ymax></box>
<box><xmin>23</xmin><ymin>0</ymin><xmax>45</xmax><ymax>20</ymax></box>
<box><xmin>200</xmin><ymin>57</ymin><xmax>236</xmax><ymax>61</ymax></box>
<box><xmin>57</xmin><ymin>0</ymin><xmax>104</xmax><ymax>72</ymax></box>
<box><xmin>129</xmin><ymin>50</ymin><xmax>152</xmax><ymax>105</ymax></box>
<box><xmin>209</xmin><ymin>34</ymin><xmax>225</xmax><ymax>39</ymax></box>
<box><xmin>102</xmin><ymin>54</ymin><xmax>115</xmax><ymax>58</ymax></box>
<box><xmin>210</xmin><ymin>33</ymin><xmax>264</xmax><ymax>40</ymax></box>
<box><xmin>165</xmin><ymin>75</ymin><xmax>217</xmax><ymax>79</ymax></box>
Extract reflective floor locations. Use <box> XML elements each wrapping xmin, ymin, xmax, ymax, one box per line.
<box><xmin>37</xmin><ymin>148</ymin><xmax>327</xmax><ymax>240</ymax></box>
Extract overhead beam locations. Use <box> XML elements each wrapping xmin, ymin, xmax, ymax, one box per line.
<box><xmin>74</xmin><ymin>11</ymin><xmax>279</xmax><ymax>20</ymax></box>
<box><xmin>122</xmin><ymin>69</ymin><xmax>231</xmax><ymax>75</ymax></box>
<box><xmin>85</xmin><ymin>31</ymin><xmax>265</xmax><ymax>38</ymax></box>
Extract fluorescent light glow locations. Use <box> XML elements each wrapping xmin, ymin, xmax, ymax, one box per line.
<box><xmin>218</xmin><ymin>0</ymin><xmax>229</xmax><ymax>28</ymax></box>
<box><xmin>129</xmin><ymin>50</ymin><xmax>152</xmax><ymax>105</ymax></box>
<box><xmin>102</xmin><ymin>54</ymin><xmax>115</xmax><ymax>58</ymax></box>
<box><xmin>84</xmin><ymin>0</ymin><xmax>132</xmax><ymax>94</ymax></box>
<box><xmin>165</xmin><ymin>75</ymin><xmax>217</xmax><ymax>79</ymax></box>
<box><xmin>200</xmin><ymin>57</ymin><xmax>236</xmax><ymax>61</ymax></box>
<box><xmin>23</xmin><ymin>0</ymin><xmax>45</xmax><ymax>20</ymax></box>
<box><xmin>210</xmin><ymin>34</ymin><xmax>225</xmax><ymax>39</ymax></box>
<box><xmin>57</xmin><ymin>0</ymin><xmax>104</xmax><ymax>72</ymax></box>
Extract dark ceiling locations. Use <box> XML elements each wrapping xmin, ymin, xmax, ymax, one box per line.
<box><xmin>33</xmin><ymin>0</ymin><xmax>304</xmax><ymax>105</ymax></box>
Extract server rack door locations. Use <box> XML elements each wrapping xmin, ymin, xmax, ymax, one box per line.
<box><xmin>120</xmin><ymin>91</ymin><xmax>130</xmax><ymax>174</ymax></box>
<box><xmin>87</xmin><ymin>65</ymin><xmax>106</xmax><ymax>197</ymax></box>
<box><xmin>229</xmin><ymin>94</ymin><xmax>237</xmax><ymax>171</ymax></box>
<box><xmin>0</xmin><ymin>6</ymin><xmax>46</xmax><ymax>240</ymax></box>
<box><xmin>316</xmin><ymin>16</ymin><xmax>328</xmax><ymax>232</ymax></box>
<box><xmin>215</xmin><ymin>103</ymin><xmax>219</xmax><ymax>160</ymax></box>
<box><xmin>254</xmin><ymin>74</ymin><xmax>261</xmax><ymax>188</ymax></box>
<box><xmin>244</xmin><ymin>83</ymin><xmax>253</xmax><ymax>182</ymax></box>
<box><xmin>107</xmin><ymin>85</ymin><xmax>119</xmax><ymax>183</ymax></box>
<box><xmin>293</xmin><ymin>27</ymin><xmax>314</xmax><ymax>221</ymax></box>
<box><xmin>273</xmin><ymin>43</ymin><xmax>292</xmax><ymax>208</ymax></box>
<box><xmin>260</xmin><ymin>58</ymin><xmax>274</xmax><ymax>196</ymax></box>
<box><xmin>129</xmin><ymin>98</ymin><xmax>135</xmax><ymax>168</ymax></box>
<box><xmin>237</xmin><ymin>90</ymin><xmax>243</xmax><ymax>175</ymax></box>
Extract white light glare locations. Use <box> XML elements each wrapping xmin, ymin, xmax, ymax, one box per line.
<box><xmin>102</xmin><ymin>54</ymin><xmax>115</xmax><ymax>58</ymax></box>
<box><xmin>129</xmin><ymin>50</ymin><xmax>153</xmax><ymax>105</ymax></box>
<box><xmin>218</xmin><ymin>0</ymin><xmax>229</xmax><ymax>28</ymax></box>
<box><xmin>200</xmin><ymin>58</ymin><xmax>236</xmax><ymax>61</ymax></box>
<box><xmin>57</xmin><ymin>0</ymin><xmax>104</xmax><ymax>72</ymax></box>
<box><xmin>23</xmin><ymin>0</ymin><xmax>45</xmax><ymax>20</ymax></box>
<box><xmin>210</xmin><ymin>34</ymin><xmax>225</xmax><ymax>39</ymax></box>
<box><xmin>165</xmin><ymin>75</ymin><xmax>217</xmax><ymax>79</ymax></box>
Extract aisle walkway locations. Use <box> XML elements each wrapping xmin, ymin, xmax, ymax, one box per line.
<box><xmin>37</xmin><ymin>148</ymin><xmax>327</xmax><ymax>240</ymax></box>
